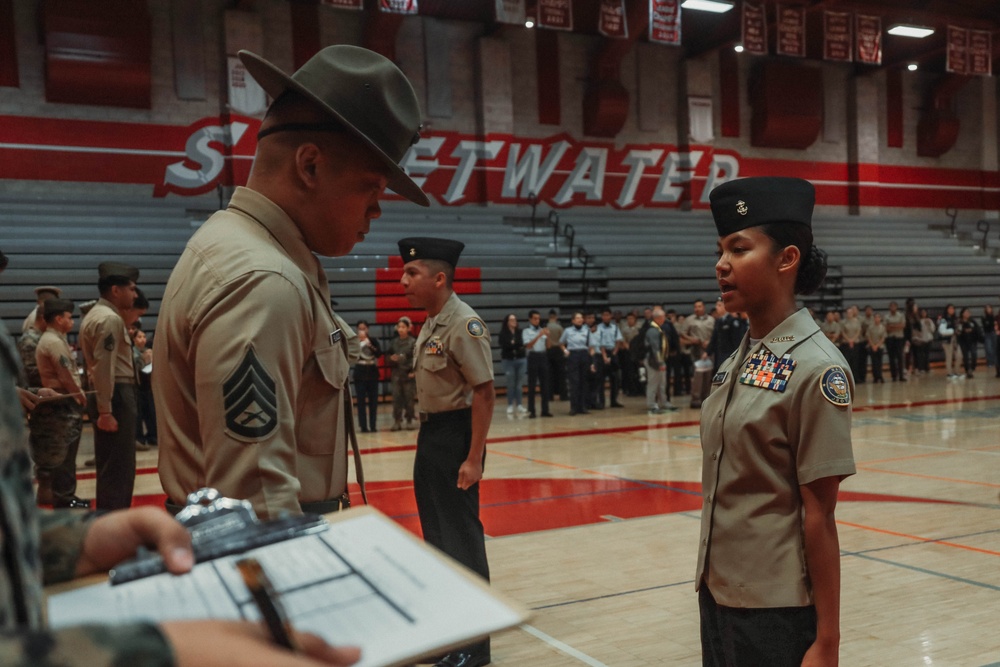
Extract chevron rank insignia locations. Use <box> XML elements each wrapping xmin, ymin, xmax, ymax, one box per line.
<box><xmin>738</xmin><ymin>349</ymin><xmax>796</xmax><ymax>392</ymax></box>
<box><xmin>103</xmin><ymin>333</ymin><xmax>116</xmax><ymax>352</ymax></box>
<box><xmin>223</xmin><ymin>346</ymin><xmax>278</xmax><ymax>440</ymax></box>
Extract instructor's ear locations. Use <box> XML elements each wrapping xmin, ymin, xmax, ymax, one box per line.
<box><xmin>295</xmin><ymin>144</ymin><xmax>322</xmax><ymax>186</ymax></box>
<box><xmin>777</xmin><ymin>244</ymin><xmax>801</xmax><ymax>273</ymax></box>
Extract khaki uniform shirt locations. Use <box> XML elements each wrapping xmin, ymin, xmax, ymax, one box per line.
<box><xmin>820</xmin><ymin>319</ymin><xmax>841</xmax><ymax>344</ymax></box>
<box><xmin>682</xmin><ymin>314</ymin><xmax>715</xmax><ymax>356</ymax></box>
<box><xmin>696</xmin><ymin>308</ymin><xmax>856</xmax><ymax>608</ymax></box>
<box><xmin>413</xmin><ymin>293</ymin><xmax>494</xmax><ymax>413</ymax></box>
<box><xmin>79</xmin><ymin>299</ymin><xmax>134</xmax><ymax>413</ymax></box>
<box><xmin>885</xmin><ymin>311</ymin><xmax>906</xmax><ymax>339</ymax></box>
<box><xmin>36</xmin><ymin>330</ymin><xmax>82</xmax><ymax>392</ymax></box>
<box><xmin>153</xmin><ymin>187</ymin><xmax>352</xmax><ymax>519</ymax></box>
<box><xmin>840</xmin><ymin>316</ymin><xmax>862</xmax><ymax>343</ymax></box>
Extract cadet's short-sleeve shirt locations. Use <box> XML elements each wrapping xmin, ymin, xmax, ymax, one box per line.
<box><xmin>820</xmin><ymin>319</ymin><xmax>841</xmax><ymax>343</ymax></box>
<box><xmin>696</xmin><ymin>308</ymin><xmax>856</xmax><ymax>608</ymax></box>
<box><xmin>413</xmin><ymin>293</ymin><xmax>493</xmax><ymax>413</ymax></box>
<box><xmin>36</xmin><ymin>330</ymin><xmax>82</xmax><ymax>391</ymax></box>
<box><xmin>885</xmin><ymin>311</ymin><xmax>906</xmax><ymax>339</ymax></box>
<box><xmin>840</xmin><ymin>317</ymin><xmax>862</xmax><ymax>343</ymax></box>
<box><xmin>153</xmin><ymin>187</ymin><xmax>352</xmax><ymax>519</ymax></box>
<box><xmin>79</xmin><ymin>299</ymin><xmax>134</xmax><ymax>413</ymax></box>
<box><xmin>595</xmin><ymin>322</ymin><xmax>623</xmax><ymax>350</ymax></box>
<box><xmin>560</xmin><ymin>325</ymin><xmax>591</xmax><ymax>351</ymax></box>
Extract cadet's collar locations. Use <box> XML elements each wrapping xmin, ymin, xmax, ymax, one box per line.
<box><xmin>758</xmin><ymin>308</ymin><xmax>819</xmax><ymax>357</ymax></box>
<box><xmin>433</xmin><ymin>292</ymin><xmax>460</xmax><ymax>325</ymax></box>
<box><xmin>96</xmin><ymin>297</ymin><xmax>121</xmax><ymax>316</ymax></box>
<box><xmin>227</xmin><ymin>187</ymin><xmax>325</xmax><ymax>293</ymax></box>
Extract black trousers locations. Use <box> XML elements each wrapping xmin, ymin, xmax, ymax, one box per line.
<box><xmin>526</xmin><ymin>352</ymin><xmax>550</xmax><ymax>416</ymax></box>
<box><xmin>869</xmin><ymin>347</ymin><xmax>884</xmax><ymax>382</ymax></box>
<box><xmin>90</xmin><ymin>383</ymin><xmax>138</xmax><ymax>511</ymax></box>
<box><xmin>414</xmin><ymin>408</ymin><xmax>490</xmax><ymax>657</ymax></box>
<box><xmin>699</xmin><ymin>586</ymin><xmax>816</xmax><ymax>667</ymax></box>
<box><xmin>565</xmin><ymin>350</ymin><xmax>590</xmax><ymax>414</ymax></box>
<box><xmin>354</xmin><ymin>365</ymin><xmax>380</xmax><ymax>432</ymax></box>
<box><xmin>546</xmin><ymin>346</ymin><xmax>566</xmax><ymax>401</ymax></box>
<box><xmin>886</xmin><ymin>337</ymin><xmax>905</xmax><ymax>380</ymax></box>
<box><xmin>593</xmin><ymin>351</ymin><xmax>620</xmax><ymax>407</ymax></box>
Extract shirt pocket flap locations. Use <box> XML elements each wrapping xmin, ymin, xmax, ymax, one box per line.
<box><xmin>315</xmin><ymin>346</ymin><xmax>349</xmax><ymax>389</ymax></box>
<box><xmin>423</xmin><ymin>353</ymin><xmax>448</xmax><ymax>373</ymax></box>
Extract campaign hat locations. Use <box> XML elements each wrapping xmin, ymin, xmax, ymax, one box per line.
<box><xmin>398</xmin><ymin>237</ymin><xmax>465</xmax><ymax>268</ymax></box>
<box><xmin>98</xmin><ymin>262</ymin><xmax>140</xmax><ymax>282</ymax></box>
<box><xmin>709</xmin><ymin>177</ymin><xmax>814</xmax><ymax>237</ymax></box>
<box><xmin>34</xmin><ymin>286</ymin><xmax>62</xmax><ymax>298</ymax></box>
<box><xmin>239</xmin><ymin>45</ymin><xmax>429</xmax><ymax>207</ymax></box>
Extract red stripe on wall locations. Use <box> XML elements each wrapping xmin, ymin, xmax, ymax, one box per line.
<box><xmin>536</xmin><ymin>29</ymin><xmax>561</xmax><ymax>126</ymax></box>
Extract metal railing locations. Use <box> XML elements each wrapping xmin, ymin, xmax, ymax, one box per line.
<box><xmin>975</xmin><ymin>219</ymin><xmax>992</xmax><ymax>250</ymax></box>
<box><xmin>946</xmin><ymin>207</ymin><xmax>958</xmax><ymax>237</ymax></box>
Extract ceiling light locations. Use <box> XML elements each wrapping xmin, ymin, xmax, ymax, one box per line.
<box><xmin>524</xmin><ymin>18</ymin><xmax>535</xmax><ymax>28</ymax></box>
<box><xmin>680</xmin><ymin>0</ymin><xmax>735</xmax><ymax>14</ymax></box>
<box><xmin>734</xmin><ymin>44</ymin><xmax>744</xmax><ymax>53</ymax></box>
<box><xmin>888</xmin><ymin>24</ymin><xmax>935</xmax><ymax>38</ymax></box>
<box><xmin>907</xmin><ymin>63</ymin><xmax>918</xmax><ymax>71</ymax></box>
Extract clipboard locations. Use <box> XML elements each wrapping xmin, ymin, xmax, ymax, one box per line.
<box><xmin>47</xmin><ymin>489</ymin><xmax>529</xmax><ymax>667</ymax></box>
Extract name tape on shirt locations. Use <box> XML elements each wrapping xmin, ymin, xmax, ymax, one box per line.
<box><xmin>738</xmin><ymin>349</ymin><xmax>796</xmax><ymax>392</ymax></box>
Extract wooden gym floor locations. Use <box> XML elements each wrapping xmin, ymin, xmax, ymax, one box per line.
<box><xmin>78</xmin><ymin>371</ymin><xmax>1000</xmax><ymax>666</ymax></box>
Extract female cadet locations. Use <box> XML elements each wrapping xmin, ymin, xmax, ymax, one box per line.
<box><xmin>697</xmin><ymin>177</ymin><xmax>856</xmax><ymax>667</ymax></box>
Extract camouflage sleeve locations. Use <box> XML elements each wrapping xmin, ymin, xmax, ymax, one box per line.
<box><xmin>36</xmin><ymin>510</ymin><xmax>91</xmax><ymax>586</ymax></box>
<box><xmin>0</xmin><ymin>623</ymin><xmax>174</xmax><ymax>666</ymax></box>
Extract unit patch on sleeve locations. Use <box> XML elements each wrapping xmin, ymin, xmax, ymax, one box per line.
<box><xmin>820</xmin><ymin>366</ymin><xmax>851</xmax><ymax>406</ymax></box>
<box><xmin>738</xmin><ymin>350</ymin><xmax>796</xmax><ymax>392</ymax></box>
<box><xmin>223</xmin><ymin>346</ymin><xmax>278</xmax><ymax>440</ymax></box>
<box><xmin>466</xmin><ymin>318</ymin><xmax>486</xmax><ymax>338</ymax></box>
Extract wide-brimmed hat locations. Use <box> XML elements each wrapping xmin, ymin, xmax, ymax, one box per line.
<box><xmin>239</xmin><ymin>45</ymin><xmax>429</xmax><ymax>207</ymax></box>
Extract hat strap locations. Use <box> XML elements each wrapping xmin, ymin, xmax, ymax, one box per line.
<box><xmin>256</xmin><ymin>122</ymin><xmax>347</xmax><ymax>141</ymax></box>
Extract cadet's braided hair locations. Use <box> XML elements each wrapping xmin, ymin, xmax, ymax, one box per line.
<box><xmin>759</xmin><ymin>222</ymin><xmax>828</xmax><ymax>296</ymax></box>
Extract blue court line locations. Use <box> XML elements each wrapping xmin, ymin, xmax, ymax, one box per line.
<box><xmin>846</xmin><ymin>527</ymin><xmax>1000</xmax><ymax>557</ymax></box>
<box><xmin>532</xmin><ymin>579</ymin><xmax>694</xmax><ymax>611</ymax></box>
<box><xmin>845</xmin><ymin>551</ymin><xmax>1000</xmax><ymax>592</ymax></box>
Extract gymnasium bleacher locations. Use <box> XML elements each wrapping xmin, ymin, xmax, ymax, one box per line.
<box><xmin>1</xmin><ymin>192</ymin><xmax>997</xmax><ymax>391</ymax></box>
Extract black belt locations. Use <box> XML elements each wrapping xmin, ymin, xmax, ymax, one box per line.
<box><xmin>528</xmin><ymin>350</ymin><xmax>547</xmax><ymax>355</ymax></box>
<box><xmin>164</xmin><ymin>492</ymin><xmax>350</xmax><ymax>517</ymax></box>
<box><xmin>418</xmin><ymin>407</ymin><xmax>472</xmax><ymax>423</ymax></box>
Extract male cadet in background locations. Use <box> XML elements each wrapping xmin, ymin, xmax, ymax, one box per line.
<box><xmin>154</xmin><ymin>45</ymin><xmax>429</xmax><ymax>519</ymax></box>
<box><xmin>33</xmin><ymin>298</ymin><xmax>89</xmax><ymax>508</ymax></box>
<box><xmin>594</xmin><ymin>307</ymin><xmax>625</xmax><ymax>409</ymax></box>
<box><xmin>399</xmin><ymin>237</ymin><xmax>495</xmax><ymax>667</ymax></box>
<box><xmin>544</xmin><ymin>309</ymin><xmax>565</xmax><ymax>402</ymax></box>
<box><xmin>22</xmin><ymin>285</ymin><xmax>62</xmax><ymax>333</ymax></box>
<box><xmin>522</xmin><ymin>309</ymin><xmax>552</xmax><ymax>418</ymax></box>
<box><xmin>80</xmin><ymin>261</ymin><xmax>139</xmax><ymax>510</ymax></box>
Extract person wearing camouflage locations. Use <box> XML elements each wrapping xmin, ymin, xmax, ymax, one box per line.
<box><xmin>33</xmin><ymin>298</ymin><xmax>89</xmax><ymax>509</ymax></box>
<box><xmin>0</xmin><ymin>322</ymin><xmax>362</xmax><ymax>666</ymax></box>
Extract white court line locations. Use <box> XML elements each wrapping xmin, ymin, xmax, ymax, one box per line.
<box><xmin>521</xmin><ymin>624</ymin><xmax>609</xmax><ymax>667</ymax></box>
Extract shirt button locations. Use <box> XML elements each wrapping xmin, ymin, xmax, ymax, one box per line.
<box><xmin>706</xmin><ymin>495</ymin><xmax>713</xmax><ymax>504</ymax></box>
<box><xmin>702</xmin><ymin>538</ymin><xmax>707</xmax><ymax>545</ymax></box>
<box><xmin>712</xmin><ymin>453</ymin><xmax>718</xmax><ymax>460</ymax></box>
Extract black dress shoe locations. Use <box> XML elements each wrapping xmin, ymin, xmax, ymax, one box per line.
<box><xmin>433</xmin><ymin>651</ymin><xmax>490</xmax><ymax>667</ymax></box>
<box><xmin>528</xmin><ymin>412</ymin><xmax>536</xmax><ymax>419</ymax></box>
<box><xmin>55</xmin><ymin>497</ymin><xmax>91</xmax><ymax>509</ymax></box>
<box><xmin>541</xmin><ymin>412</ymin><xmax>553</xmax><ymax>417</ymax></box>
<box><xmin>611</xmin><ymin>402</ymin><xmax>625</xmax><ymax>408</ymax></box>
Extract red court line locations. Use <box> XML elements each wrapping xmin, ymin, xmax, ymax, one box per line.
<box><xmin>853</xmin><ymin>393</ymin><xmax>1000</xmax><ymax>412</ymax></box>
<box><xmin>77</xmin><ymin>465</ymin><xmax>158</xmax><ymax>482</ymax></box>
<box><xmin>854</xmin><ymin>466</ymin><xmax>1000</xmax><ymax>489</ymax></box>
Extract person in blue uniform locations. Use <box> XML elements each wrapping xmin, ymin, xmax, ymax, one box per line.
<box><xmin>593</xmin><ymin>308</ymin><xmax>625</xmax><ymax>409</ymax></box>
<box><xmin>400</xmin><ymin>237</ymin><xmax>495</xmax><ymax>667</ymax></box>
<box><xmin>559</xmin><ymin>313</ymin><xmax>595</xmax><ymax>416</ymax></box>
<box><xmin>697</xmin><ymin>177</ymin><xmax>856</xmax><ymax>667</ymax></box>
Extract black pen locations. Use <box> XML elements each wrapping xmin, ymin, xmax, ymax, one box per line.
<box><xmin>236</xmin><ymin>557</ymin><xmax>300</xmax><ymax>651</ymax></box>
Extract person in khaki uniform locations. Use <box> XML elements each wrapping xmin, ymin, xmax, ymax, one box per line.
<box><xmin>154</xmin><ymin>45</ymin><xmax>428</xmax><ymax>520</ymax></box>
<box><xmin>400</xmin><ymin>237</ymin><xmax>495</xmax><ymax>667</ymax></box>
<box><xmin>79</xmin><ymin>262</ymin><xmax>139</xmax><ymax>511</ymax></box>
<box><xmin>33</xmin><ymin>298</ymin><xmax>88</xmax><ymax>508</ymax></box>
<box><xmin>698</xmin><ymin>177</ymin><xmax>856</xmax><ymax>667</ymax></box>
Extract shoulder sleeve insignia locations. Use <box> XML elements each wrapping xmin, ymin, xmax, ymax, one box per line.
<box><xmin>466</xmin><ymin>318</ymin><xmax>486</xmax><ymax>338</ymax></box>
<box><xmin>103</xmin><ymin>333</ymin><xmax>116</xmax><ymax>352</ymax></box>
<box><xmin>820</xmin><ymin>366</ymin><xmax>851</xmax><ymax>406</ymax></box>
<box><xmin>223</xmin><ymin>346</ymin><xmax>278</xmax><ymax>440</ymax></box>
<box><xmin>59</xmin><ymin>355</ymin><xmax>72</xmax><ymax>370</ymax></box>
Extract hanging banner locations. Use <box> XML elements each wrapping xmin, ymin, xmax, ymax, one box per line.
<box><xmin>823</xmin><ymin>11</ymin><xmax>853</xmax><ymax>62</ymax></box>
<box><xmin>649</xmin><ymin>0</ymin><xmax>681</xmax><ymax>46</ymax></box>
<box><xmin>742</xmin><ymin>2</ymin><xmax>767</xmax><ymax>55</ymax></box>
<box><xmin>321</xmin><ymin>0</ymin><xmax>362</xmax><ymax>9</ymax></box>
<box><xmin>227</xmin><ymin>56</ymin><xmax>267</xmax><ymax>117</ymax></box>
<box><xmin>776</xmin><ymin>5</ymin><xmax>805</xmax><ymax>58</ymax></box>
<box><xmin>855</xmin><ymin>14</ymin><xmax>882</xmax><ymax>65</ymax></box>
<box><xmin>969</xmin><ymin>30</ymin><xmax>992</xmax><ymax>77</ymax></box>
<box><xmin>946</xmin><ymin>25</ymin><xmax>969</xmax><ymax>74</ymax></box>
<box><xmin>538</xmin><ymin>0</ymin><xmax>573</xmax><ymax>31</ymax></box>
<box><xmin>494</xmin><ymin>0</ymin><xmax>526</xmax><ymax>25</ymax></box>
<box><xmin>598</xmin><ymin>0</ymin><xmax>628</xmax><ymax>38</ymax></box>
<box><xmin>380</xmin><ymin>0</ymin><xmax>418</xmax><ymax>14</ymax></box>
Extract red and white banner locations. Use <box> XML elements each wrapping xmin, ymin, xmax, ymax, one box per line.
<box><xmin>946</xmin><ymin>25</ymin><xmax>969</xmax><ymax>74</ymax></box>
<box><xmin>855</xmin><ymin>14</ymin><xmax>882</xmax><ymax>66</ymax></box>
<box><xmin>824</xmin><ymin>11</ymin><xmax>853</xmax><ymax>62</ymax></box>
<box><xmin>598</xmin><ymin>0</ymin><xmax>628</xmax><ymax>39</ymax></box>
<box><xmin>776</xmin><ymin>5</ymin><xmax>805</xmax><ymax>58</ymax></box>
<box><xmin>321</xmin><ymin>0</ymin><xmax>362</xmax><ymax>10</ymax></box>
<box><xmin>538</xmin><ymin>0</ymin><xmax>573</xmax><ymax>31</ymax></box>
<box><xmin>742</xmin><ymin>2</ymin><xmax>767</xmax><ymax>55</ymax></box>
<box><xmin>227</xmin><ymin>57</ymin><xmax>267</xmax><ymax>117</ymax></box>
<box><xmin>649</xmin><ymin>0</ymin><xmax>680</xmax><ymax>45</ymax></box>
<box><xmin>379</xmin><ymin>0</ymin><xmax>418</xmax><ymax>14</ymax></box>
<box><xmin>969</xmin><ymin>30</ymin><xmax>992</xmax><ymax>76</ymax></box>
<box><xmin>1</xmin><ymin>115</ymin><xmax>997</xmax><ymax>211</ymax></box>
<box><xmin>494</xmin><ymin>0</ymin><xmax>526</xmax><ymax>25</ymax></box>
